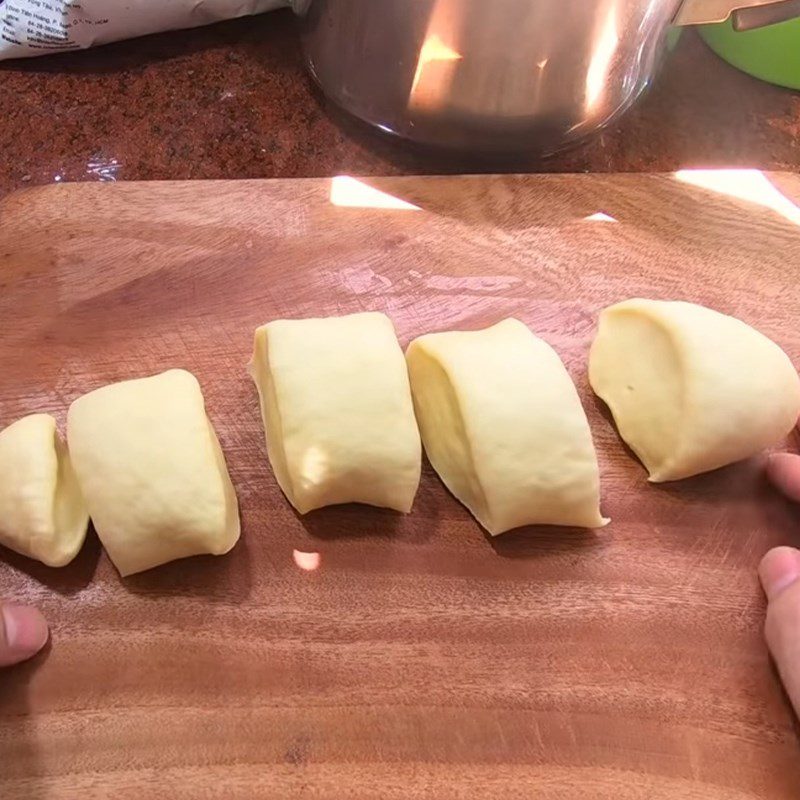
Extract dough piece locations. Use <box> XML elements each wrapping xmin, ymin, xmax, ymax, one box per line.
<box><xmin>589</xmin><ymin>299</ymin><xmax>800</xmax><ymax>482</ymax></box>
<box><xmin>250</xmin><ymin>312</ymin><xmax>421</xmax><ymax>514</ymax></box>
<box><xmin>67</xmin><ymin>369</ymin><xmax>240</xmax><ymax>576</ymax></box>
<box><xmin>406</xmin><ymin>318</ymin><xmax>607</xmax><ymax>535</ymax></box>
<box><xmin>0</xmin><ymin>414</ymin><xmax>89</xmax><ymax>567</ymax></box>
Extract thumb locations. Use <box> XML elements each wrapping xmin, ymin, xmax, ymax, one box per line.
<box><xmin>0</xmin><ymin>604</ymin><xmax>49</xmax><ymax>668</ymax></box>
<box><xmin>760</xmin><ymin>547</ymin><xmax>800</xmax><ymax>716</ymax></box>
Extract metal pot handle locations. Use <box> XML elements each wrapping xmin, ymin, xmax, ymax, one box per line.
<box><xmin>675</xmin><ymin>0</ymin><xmax>800</xmax><ymax>29</ymax></box>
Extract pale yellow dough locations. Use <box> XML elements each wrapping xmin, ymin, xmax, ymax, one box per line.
<box><xmin>0</xmin><ymin>414</ymin><xmax>89</xmax><ymax>566</ymax></box>
<box><xmin>406</xmin><ymin>318</ymin><xmax>607</xmax><ymax>535</ymax></box>
<box><xmin>67</xmin><ymin>369</ymin><xmax>240</xmax><ymax>576</ymax></box>
<box><xmin>589</xmin><ymin>299</ymin><xmax>800</xmax><ymax>482</ymax></box>
<box><xmin>250</xmin><ymin>312</ymin><xmax>421</xmax><ymax>514</ymax></box>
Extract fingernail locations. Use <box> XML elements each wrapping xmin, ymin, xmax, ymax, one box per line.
<box><xmin>1</xmin><ymin>605</ymin><xmax>49</xmax><ymax>656</ymax></box>
<box><xmin>759</xmin><ymin>547</ymin><xmax>800</xmax><ymax>600</ymax></box>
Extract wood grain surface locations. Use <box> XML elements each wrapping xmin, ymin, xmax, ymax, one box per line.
<box><xmin>1</xmin><ymin>172</ymin><xmax>800</xmax><ymax>799</ymax></box>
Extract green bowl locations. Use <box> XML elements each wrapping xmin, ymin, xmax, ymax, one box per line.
<box><xmin>699</xmin><ymin>16</ymin><xmax>800</xmax><ymax>89</ymax></box>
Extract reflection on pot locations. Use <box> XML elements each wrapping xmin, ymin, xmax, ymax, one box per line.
<box><xmin>294</xmin><ymin>0</ymin><xmax>800</xmax><ymax>153</ymax></box>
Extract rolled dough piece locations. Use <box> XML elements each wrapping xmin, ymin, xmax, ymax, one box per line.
<box><xmin>589</xmin><ymin>299</ymin><xmax>800</xmax><ymax>482</ymax></box>
<box><xmin>0</xmin><ymin>414</ymin><xmax>89</xmax><ymax>567</ymax></box>
<box><xmin>67</xmin><ymin>369</ymin><xmax>240</xmax><ymax>576</ymax></box>
<box><xmin>250</xmin><ymin>311</ymin><xmax>421</xmax><ymax>514</ymax></box>
<box><xmin>406</xmin><ymin>318</ymin><xmax>607</xmax><ymax>535</ymax></box>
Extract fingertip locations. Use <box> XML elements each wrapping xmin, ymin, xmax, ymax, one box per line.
<box><xmin>760</xmin><ymin>546</ymin><xmax>800</xmax><ymax>601</ymax></box>
<box><xmin>767</xmin><ymin>453</ymin><xmax>800</xmax><ymax>503</ymax></box>
<box><xmin>0</xmin><ymin>605</ymin><xmax>49</xmax><ymax>667</ymax></box>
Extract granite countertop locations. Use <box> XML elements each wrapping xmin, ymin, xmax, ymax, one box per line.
<box><xmin>0</xmin><ymin>9</ymin><xmax>798</xmax><ymax>197</ymax></box>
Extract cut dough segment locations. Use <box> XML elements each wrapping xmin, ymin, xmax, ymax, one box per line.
<box><xmin>589</xmin><ymin>299</ymin><xmax>800</xmax><ymax>482</ymax></box>
<box><xmin>0</xmin><ymin>414</ymin><xmax>89</xmax><ymax>567</ymax></box>
<box><xmin>67</xmin><ymin>369</ymin><xmax>240</xmax><ymax>576</ymax></box>
<box><xmin>406</xmin><ymin>318</ymin><xmax>607</xmax><ymax>535</ymax></box>
<box><xmin>250</xmin><ymin>312</ymin><xmax>421</xmax><ymax>514</ymax></box>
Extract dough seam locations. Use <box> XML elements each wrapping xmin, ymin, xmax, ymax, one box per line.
<box><xmin>251</xmin><ymin>331</ymin><xmax>298</xmax><ymax>506</ymax></box>
<box><xmin>410</xmin><ymin>345</ymin><xmax>491</xmax><ymax>525</ymax></box>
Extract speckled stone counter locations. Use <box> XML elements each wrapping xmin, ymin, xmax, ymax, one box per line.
<box><xmin>0</xmin><ymin>9</ymin><xmax>798</xmax><ymax>196</ymax></box>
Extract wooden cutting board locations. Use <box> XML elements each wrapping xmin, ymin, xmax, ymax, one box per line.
<box><xmin>1</xmin><ymin>173</ymin><xmax>800</xmax><ymax>800</ymax></box>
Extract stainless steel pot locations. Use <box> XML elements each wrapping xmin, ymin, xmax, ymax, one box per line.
<box><xmin>287</xmin><ymin>0</ymin><xmax>800</xmax><ymax>153</ymax></box>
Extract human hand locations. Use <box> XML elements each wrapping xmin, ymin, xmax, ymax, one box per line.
<box><xmin>0</xmin><ymin>604</ymin><xmax>49</xmax><ymax>667</ymax></box>
<box><xmin>760</xmin><ymin>453</ymin><xmax>800</xmax><ymax>715</ymax></box>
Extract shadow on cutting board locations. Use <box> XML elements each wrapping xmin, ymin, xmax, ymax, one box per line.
<box><xmin>0</xmin><ymin>527</ymin><xmax>101</xmax><ymax>595</ymax></box>
<box><xmin>297</xmin><ymin>470</ymin><xmax>441</xmax><ymax>545</ymax></box>
<box><xmin>122</xmin><ymin>540</ymin><xmax>254</xmax><ymax>604</ymax></box>
<box><xmin>488</xmin><ymin>526</ymin><xmax>605</xmax><ymax>560</ymax></box>
<box><xmin>299</xmin><ymin>505</ymin><xmax>405</xmax><ymax>542</ymax></box>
